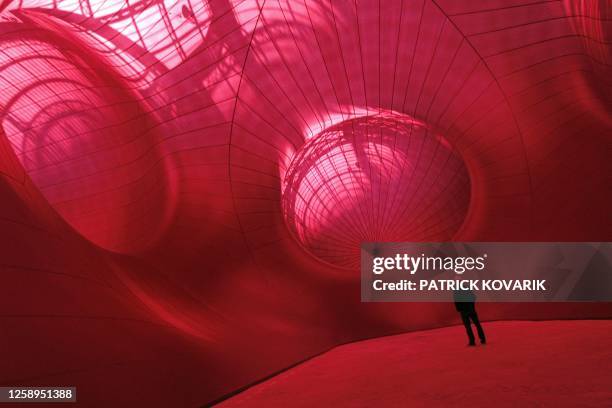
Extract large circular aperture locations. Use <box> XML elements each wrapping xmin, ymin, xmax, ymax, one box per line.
<box><xmin>0</xmin><ymin>21</ymin><xmax>171</xmax><ymax>253</ymax></box>
<box><xmin>281</xmin><ymin>113</ymin><xmax>471</xmax><ymax>269</ymax></box>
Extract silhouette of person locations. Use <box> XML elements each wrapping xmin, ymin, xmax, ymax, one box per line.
<box><xmin>453</xmin><ymin>289</ymin><xmax>486</xmax><ymax>346</ymax></box>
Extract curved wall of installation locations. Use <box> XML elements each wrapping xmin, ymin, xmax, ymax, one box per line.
<box><xmin>0</xmin><ymin>1</ymin><xmax>610</xmax><ymax>406</ymax></box>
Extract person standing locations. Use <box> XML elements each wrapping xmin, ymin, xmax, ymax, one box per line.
<box><xmin>454</xmin><ymin>289</ymin><xmax>486</xmax><ymax>346</ymax></box>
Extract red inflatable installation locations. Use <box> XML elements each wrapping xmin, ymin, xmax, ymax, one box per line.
<box><xmin>0</xmin><ymin>0</ymin><xmax>610</xmax><ymax>406</ymax></box>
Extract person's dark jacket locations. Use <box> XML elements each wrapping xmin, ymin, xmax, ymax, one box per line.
<box><xmin>453</xmin><ymin>289</ymin><xmax>476</xmax><ymax>313</ymax></box>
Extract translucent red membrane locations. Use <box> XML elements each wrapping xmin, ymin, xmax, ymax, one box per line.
<box><xmin>282</xmin><ymin>113</ymin><xmax>470</xmax><ymax>269</ymax></box>
<box><xmin>0</xmin><ymin>17</ymin><xmax>172</xmax><ymax>253</ymax></box>
<box><xmin>0</xmin><ymin>1</ymin><xmax>610</xmax><ymax>405</ymax></box>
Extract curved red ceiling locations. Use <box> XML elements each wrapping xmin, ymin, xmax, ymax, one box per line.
<box><xmin>282</xmin><ymin>112</ymin><xmax>471</xmax><ymax>269</ymax></box>
<box><xmin>0</xmin><ymin>0</ymin><xmax>610</xmax><ymax>406</ymax></box>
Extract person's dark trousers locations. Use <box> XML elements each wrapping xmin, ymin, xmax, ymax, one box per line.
<box><xmin>461</xmin><ymin>311</ymin><xmax>486</xmax><ymax>344</ymax></box>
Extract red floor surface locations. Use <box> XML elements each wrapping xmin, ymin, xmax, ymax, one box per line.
<box><xmin>220</xmin><ymin>320</ymin><xmax>612</xmax><ymax>407</ymax></box>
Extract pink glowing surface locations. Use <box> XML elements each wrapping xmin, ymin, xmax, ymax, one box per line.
<box><xmin>282</xmin><ymin>113</ymin><xmax>470</xmax><ymax>269</ymax></box>
<box><xmin>0</xmin><ymin>1</ymin><xmax>610</xmax><ymax>406</ymax></box>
